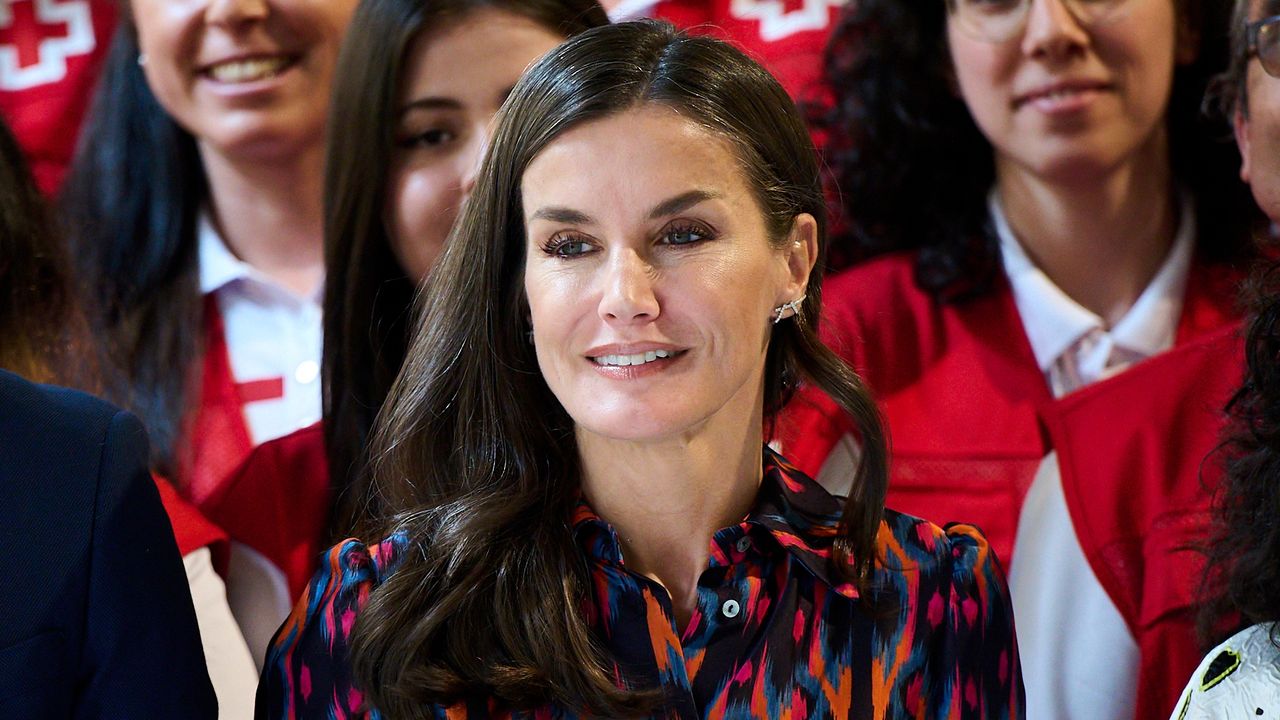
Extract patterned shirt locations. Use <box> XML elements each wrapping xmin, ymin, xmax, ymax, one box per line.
<box><xmin>258</xmin><ymin>449</ymin><xmax>1024</xmax><ymax>718</ymax></box>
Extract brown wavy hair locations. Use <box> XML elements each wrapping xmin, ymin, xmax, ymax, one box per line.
<box><xmin>348</xmin><ymin>20</ymin><xmax>888</xmax><ymax>717</ymax></box>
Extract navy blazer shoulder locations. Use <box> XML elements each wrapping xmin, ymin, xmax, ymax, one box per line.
<box><xmin>0</xmin><ymin>369</ymin><xmax>216</xmax><ymax>718</ymax></box>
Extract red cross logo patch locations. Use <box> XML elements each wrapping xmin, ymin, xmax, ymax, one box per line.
<box><xmin>0</xmin><ymin>0</ymin><xmax>96</xmax><ymax>91</ymax></box>
<box><xmin>729</xmin><ymin>0</ymin><xmax>848</xmax><ymax>41</ymax></box>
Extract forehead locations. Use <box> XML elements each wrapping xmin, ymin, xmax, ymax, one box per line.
<box><xmin>402</xmin><ymin>9</ymin><xmax>564</xmax><ymax>104</ymax></box>
<box><xmin>521</xmin><ymin>106</ymin><xmax>755</xmax><ymax>217</ymax></box>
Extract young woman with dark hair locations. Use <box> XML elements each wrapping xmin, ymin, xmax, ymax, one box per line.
<box><xmin>259</xmin><ymin>20</ymin><xmax>1023</xmax><ymax>719</ymax></box>
<box><xmin>778</xmin><ymin>0</ymin><xmax>1256</xmax><ymax>716</ymax></box>
<box><xmin>199</xmin><ymin>0</ymin><xmax>609</xmax><ymax>668</ymax></box>
<box><xmin>58</xmin><ymin>0</ymin><xmax>358</xmax><ymax>710</ymax></box>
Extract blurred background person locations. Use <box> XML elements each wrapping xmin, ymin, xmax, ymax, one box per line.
<box><xmin>201</xmin><ymin>0</ymin><xmax>609</xmax><ymax>668</ymax></box>
<box><xmin>1173</xmin><ymin>0</ymin><xmax>1280</xmax><ymax>713</ymax></box>
<box><xmin>779</xmin><ymin>0</ymin><xmax>1255</xmax><ymax>716</ymax></box>
<box><xmin>58</xmin><ymin>0</ymin><xmax>359</xmax><ymax>713</ymax></box>
<box><xmin>0</xmin><ymin>111</ymin><xmax>217</xmax><ymax>718</ymax></box>
<box><xmin>260</xmin><ymin>21</ymin><xmax>1021</xmax><ymax>718</ymax></box>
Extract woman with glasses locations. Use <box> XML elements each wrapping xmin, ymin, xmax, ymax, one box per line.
<box><xmin>258</xmin><ymin>20</ymin><xmax>1023</xmax><ymax>718</ymax></box>
<box><xmin>779</xmin><ymin>0</ymin><xmax>1255</xmax><ymax>716</ymax></box>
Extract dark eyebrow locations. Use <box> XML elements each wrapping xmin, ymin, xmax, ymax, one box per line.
<box><xmin>398</xmin><ymin>97</ymin><xmax>462</xmax><ymax>118</ymax></box>
<box><xmin>528</xmin><ymin>189</ymin><xmax>723</xmax><ymax>226</ymax></box>
<box><xmin>529</xmin><ymin>206</ymin><xmax>594</xmax><ymax>224</ymax></box>
<box><xmin>647</xmin><ymin>189</ymin><xmax>721</xmax><ymax>220</ymax></box>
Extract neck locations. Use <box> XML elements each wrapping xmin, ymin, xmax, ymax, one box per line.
<box><xmin>578</xmin><ymin>402</ymin><xmax>764</xmax><ymax>631</ymax></box>
<box><xmin>996</xmin><ymin>131</ymin><xmax>1178</xmax><ymax>328</ymax></box>
<box><xmin>200</xmin><ymin>142</ymin><xmax>326</xmax><ymax>297</ymax></box>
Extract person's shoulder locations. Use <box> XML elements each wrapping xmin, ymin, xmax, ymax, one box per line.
<box><xmin>876</xmin><ymin>507</ymin><xmax>999</xmax><ymax>577</ymax></box>
<box><xmin>1170</xmin><ymin>622</ymin><xmax>1280</xmax><ymax>719</ymax></box>
<box><xmin>0</xmin><ymin>369</ymin><xmax>123</xmax><ymax>437</ymax></box>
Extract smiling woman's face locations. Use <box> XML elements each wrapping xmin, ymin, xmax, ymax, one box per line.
<box><xmin>131</xmin><ymin>0</ymin><xmax>358</xmax><ymax>161</ymax></box>
<box><xmin>521</xmin><ymin>106</ymin><xmax>813</xmax><ymax>445</ymax></box>
<box><xmin>946</xmin><ymin>0</ymin><xmax>1188</xmax><ymax>182</ymax></box>
<box><xmin>387</xmin><ymin>8</ymin><xmax>565</xmax><ymax>283</ymax></box>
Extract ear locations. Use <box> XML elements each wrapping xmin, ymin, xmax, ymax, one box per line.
<box><xmin>1175</xmin><ymin>13</ymin><xmax>1199</xmax><ymax>65</ymax></box>
<box><xmin>778</xmin><ymin>213</ymin><xmax>819</xmax><ymax>304</ymax></box>
<box><xmin>1235</xmin><ymin>107</ymin><xmax>1254</xmax><ymax>184</ymax></box>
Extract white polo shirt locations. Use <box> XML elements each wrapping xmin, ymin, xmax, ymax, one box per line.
<box><xmin>995</xmin><ymin>190</ymin><xmax>1195</xmax><ymax>720</ymax></box>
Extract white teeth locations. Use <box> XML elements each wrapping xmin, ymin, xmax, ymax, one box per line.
<box><xmin>207</xmin><ymin>57</ymin><xmax>290</xmax><ymax>83</ymax></box>
<box><xmin>592</xmin><ymin>349</ymin><xmax>674</xmax><ymax>367</ymax></box>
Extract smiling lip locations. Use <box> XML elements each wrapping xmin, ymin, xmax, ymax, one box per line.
<box><xmin>197</xmin><ymin>53</ymin><xmax>300</xmax><ymax>86</ymax></box>
<box><xmin>1014</xmin><ymin>79</ymin><xmax>1112</xmax><ymax>113</ymax></box>
<box><xmin>584</xmin><ymin>343</ymin><xmax>686</xmax><ymax>376</ymax></box>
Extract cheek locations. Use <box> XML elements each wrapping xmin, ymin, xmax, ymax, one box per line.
<box><xmin>946</xmin><ymin>29</ymin><xmax>1010</xmax><ymax>134</ymax></box>
<box><xmin>389</xmin><ymin>165</ymin><xmax>458</xmax><ymax>281</ymax></box>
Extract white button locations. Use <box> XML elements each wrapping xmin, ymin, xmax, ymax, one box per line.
<box><xmin>721</xmin><ymin>599</ymin><xmax>740</xmax><ymax>619</ymax></box>
<box><xmin>735</xmin><ymin>537</ymin><xmax>751</xmax><ymax>553</ymax></box>
<box><xmin>295</xmin><ymin>360</ymin><xmax>320</xmax><ymax>384</ymax></box>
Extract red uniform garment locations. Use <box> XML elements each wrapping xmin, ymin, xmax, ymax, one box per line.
<box><xmin>1045</xmin><ymin>324</ymin><xmax>1241</xmax><ymax>718</ymax></box>
<box><xmin>779</xmin><ymin>251</ymin><xmax>1242</xmax><ymax>719</ymax></box>
<box><xmin>637</xmin><ymin>0</ymin><xmax>844</xmax><ymax>106</ymax></box>
<box><xmin>781</xmin><ymin>252</ymin><xmax>1239</xmax><ymax>564</ymax></box>
<box><xmin>0</xmin><ymin>0</ymin><xmax>116</xmax><ymax>194</ymax></box>
<box><xmin>201</xmin><ymin>422</ymin><xmax>330</xmax><ymax>602</ymax></box>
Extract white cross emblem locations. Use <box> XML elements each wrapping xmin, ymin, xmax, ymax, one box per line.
<box><xmin>0</xmin><ymin>0</ymin><xmax>96</xmax><ymax>91</ymax></box>
<box><xmin>729</xmin><ymin>0</ymin><xmax>848</xmax><ymax>42</ymax></box>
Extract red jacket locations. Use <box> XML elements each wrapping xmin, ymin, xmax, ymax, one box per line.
<box><xmin>780</xmin><ymin>251</ymin><xmax>1242</xmax><ymax>719</ymax></box>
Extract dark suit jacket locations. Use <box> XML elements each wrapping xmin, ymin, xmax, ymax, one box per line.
<box><xmin>0</xmin><ymin>370</ymin><xmax>217</xmax><ymax>718</ymax></box>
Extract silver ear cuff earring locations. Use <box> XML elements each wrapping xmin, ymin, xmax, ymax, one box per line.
<box><xmin>772</xmin><ymin>295</ymin><xmax>806</xmax><ymax>324</ymax></box>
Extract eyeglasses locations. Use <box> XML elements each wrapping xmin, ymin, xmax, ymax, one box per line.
<box><xmin>946</xmin><ymin>0</ymin><xmax>1130</xmax><ymax>43</ymax></box>
<box><xmin>1248</xmin><ymin>15</ymin><xmax>1280</xmax><ymax>79</ymax></box>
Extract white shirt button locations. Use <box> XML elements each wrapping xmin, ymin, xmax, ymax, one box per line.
<box><xmin>721</xmin><ymin>598</ymin><xmax>740</xmax><ymax>619</ymax></box>
<box><xmin>735</xmin><ymin>537</ymin><xmax>751</xmax><ymax>553</ymax></box>
<box><xmin>295</xmin><ymin>360</ymin><xmax>320</xmax><ymax>384</ymax></box>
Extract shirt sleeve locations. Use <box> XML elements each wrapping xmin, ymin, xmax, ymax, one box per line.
<box><xmin>941</xmin><ymin>523</ymin><xmax>1026</xmax><ymax>720</ymax></box>
<box><xmin>255</xmin><ymin>538</ymin><xmax>389</xmax><ymax>719</ymax></box>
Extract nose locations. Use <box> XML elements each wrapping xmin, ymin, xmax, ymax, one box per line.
<box><xmin>598</xmin><ymin>249</ymin><xmax>660</xmax><ymax>325</ymax></box>
<box><xmin>206</xmin><ymin>0</ymin><xmax>269</xmax><ymax>28</ymax></box>
<box><xmin>1021</xmin><ymin>0</ymin><xmax>1089</xmax><ymax>61</ymax></box>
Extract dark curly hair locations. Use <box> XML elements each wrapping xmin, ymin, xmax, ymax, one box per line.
<box><xmin>1199</xmin><ymin>260</ymin><xmax>1280</xmax><ymax>645</ymax></box>
<box><xmin>820</xmin><ymin>0</ymin><xmax>1256</xmax><ymax>297</ymax></box>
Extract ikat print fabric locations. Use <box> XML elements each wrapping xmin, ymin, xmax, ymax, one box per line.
<box><xmin>258</xmin><ymin>449</ymin><xmax>1024</xmax><ymax>718</ymax></box>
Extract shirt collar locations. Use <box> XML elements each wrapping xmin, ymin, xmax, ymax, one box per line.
<box><xmin>991</xmin><ymin>189</ymin><xmax>1195</xmax><ymax>372</ymax></box>
<box><xmin>197</xmin><ymin>211</ymin><xmax>325</xmax><ymax>304</ymax></box>
<box><xmin>571</xmin><ymin>447</ymin><xmax>859</xmax><ymax>599</ymax></box>
<box><xmin>197</xmin><ymin>211</ymin><xmax>252</xmax><ymax>295</ymax></box>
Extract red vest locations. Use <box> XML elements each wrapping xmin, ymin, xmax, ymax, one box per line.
<box><xmin>779</xmin><ymin>252</ymin><xmax>1242</xmax><ymax>719</ymax></box>
<box><xmin>173</xmin><ymin>296</ymin><xmax>330</xmax><ymax>599</ymax></box>
<box><xmin>0</xmin><ymin>0</ymin><xmax>117</xmax><ymax>194</ymax></box>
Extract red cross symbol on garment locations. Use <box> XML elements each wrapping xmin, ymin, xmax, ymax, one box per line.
<box><xmin>0</xmin><ymin>0</ymin><xmax>96</xmax><ymax>91</ymax></box>
<box><xmin>728</xmin><ymin>0</ymin><xmax>848</xmax><ymax>41</ymax></box>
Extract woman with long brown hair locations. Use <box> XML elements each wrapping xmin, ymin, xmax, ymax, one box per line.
<box><xmin>259</xmin><ymin>20</ymin><xmax>1022</xmax><ymax>719</ymax></box>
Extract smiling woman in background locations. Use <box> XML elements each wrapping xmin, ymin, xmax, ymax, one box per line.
<box><xmin>199</xmin><ymin>0</ymin><xmax>609</xmax><ymax>667</ymax></box>
<box><xmin>58</xmin><ymin>0</ymin><xmax>358</xmax><ymax>713</ymax></box>
<box><xmin>259</xmin><ymin>20</ymin><xmax>1023</xmax><ymax>719</ymax></box>
<box><xmin>781</xmin><ymin>0</ymin><xmax>1255</xmax><ymax>714</ymax></box>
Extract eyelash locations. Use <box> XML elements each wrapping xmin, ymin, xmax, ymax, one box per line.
<box><xmin>396</xmin><ymin>128</ymin><xmax>456</xmax><ymax>149</ymax></box>
<box><xmin>539</xmin><ymin>222</ymin><xmax>716</xmax><ymax>259</ymax></box>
